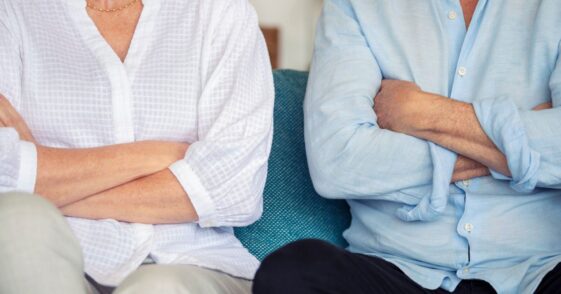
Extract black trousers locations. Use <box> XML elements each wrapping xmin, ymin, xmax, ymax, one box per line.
<box><xmin>253</xmin><ymin>239</ymin><xmax>561</xmax><ymax>294</ymax></box>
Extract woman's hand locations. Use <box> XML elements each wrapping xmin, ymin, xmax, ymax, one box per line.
<box><xmin>0</xmin><ymin>95</ymin><xmax>36</xmax><ymax>143</ymax></box>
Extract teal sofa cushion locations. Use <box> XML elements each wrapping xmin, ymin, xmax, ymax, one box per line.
<box><xmin>234</xmin><ymin>70</ymin><xmax>351</xmax><ymax>261</ymax></box>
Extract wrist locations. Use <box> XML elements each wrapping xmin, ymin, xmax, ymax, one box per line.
<box><xmin>409</xmin><ymin>95</ymin><xmax>474</xmax><ymax>139</ymax></box>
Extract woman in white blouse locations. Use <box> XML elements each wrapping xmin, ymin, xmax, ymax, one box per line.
<box><xmin>0</xmin><ymin>0</ymin><xmax>274</xmax><ymax>293</ymax></box>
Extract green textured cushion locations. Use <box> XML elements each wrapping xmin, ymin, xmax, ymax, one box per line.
<box><xmin>234</xmin><ymin>70</ymin><xmax>351</xmax><ymax>261</ymax></box>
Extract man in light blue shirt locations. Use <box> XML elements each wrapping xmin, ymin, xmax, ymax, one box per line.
<box><xmin>253</xmin><ymin>0</ymin><xmax>561</xmax><ymax>293</ymax></box>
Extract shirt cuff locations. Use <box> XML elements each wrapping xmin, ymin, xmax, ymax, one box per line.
<box><xmin>489</xmin><ymin>169</ymin><xmax>512</xmax><ymax>181</ymax></box>
<box><xmin>16</xmin><ymin>141</ymin><xmax>38</xmax><ymax>193</ymax></box>
<box><xmin>472</xmin><ymin>97</ymin><xmax>540</xmax><ymax>192</ymax></box>
<box><xmin>169</xmin><ymin>160</ymin><xmax>218</xmax><ymax>228</ymax></box>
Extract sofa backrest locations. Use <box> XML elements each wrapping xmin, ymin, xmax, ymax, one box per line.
<box><xmin>235</xmin><ymin>70</ymin><xmax>351</xmax><ymax>260</ymax></box>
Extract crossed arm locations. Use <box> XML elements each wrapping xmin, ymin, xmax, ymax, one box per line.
<box><xmin>373</xmin><ymin>80</ymin><xmax>551</xmax><ymax>182</ymax></box>
<box><xmin>0</xmin><ymin>95</ymin><xmax>198</xmax><ymax>224</ymax></box>
<box><xmin>60</xmin><ymin>169</ymin><xmax>198</xmax><ymax>224</ymax></box>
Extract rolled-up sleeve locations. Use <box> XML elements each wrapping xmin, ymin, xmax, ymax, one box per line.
<box><xmin>0</xmin><ymin>0</ymin><xmax>38</xmax><ymax>194</ymax></box>
<box><xmin>169</xmin><ymin>0</ymin><xmax>274</xmax><ymax>228</ymax></box>
<box><xmin>473</xmin><ymin>42</ymin><xmax>561</xmax><ymax>191</ymax></box>
<box><xmin>304</xmin><ymin>0</ymin><xmax>433</xmax><ymax>204</ymax></box>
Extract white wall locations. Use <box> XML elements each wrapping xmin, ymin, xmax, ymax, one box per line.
<box><xmin>249</xmin><ymin>0</ymin><xmax>323</xmax><ymax>70</ymax></box>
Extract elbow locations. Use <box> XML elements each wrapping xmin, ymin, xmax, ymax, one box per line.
<box><xmin>227</xmin><ymin>192</ymin><xmax>263</xmax><ymax>227</ymax></box>
<box><xmin>306</xmin><ymin>133</ymin><xmax>392</xmax><ymax>199</ymax></box>
<box><xmin>305</xmin><ymin>122</ymin><xmax>381</xmax><ymax>199</ymax></box>
<box><xmin>309</xmin><ymin>168</ymin><xmax>352</xmax><ymax>200</ymax></box>
<box><xmin>217</xmin><ymin>175</ymin><xmax>265</xmax><ymax>227</ymax></box>
<box><xmin>307</xmin><ymin>148</ymin><xmax>355</xmax><ymax>200</ymax></box>
<box><xmin>232</xmin><ymin>167</ymin><xmax>267</xmax><ymax>226</ymax></box>
<box><xmin>240</xmin><ymin>175</ymin><xmax>266</xmax><ymax>225</ymax></box>
<box><xmin>240</xmin><ymin>199</ymin><xmax>263</xmax><ymax>226</ymax></box>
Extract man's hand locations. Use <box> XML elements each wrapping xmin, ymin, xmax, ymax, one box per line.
<box><xmin>0</xmin><ymin>95</ymin><xmax>36</xmax><ymax>143</ymax></box>
<box><xmin>533</xmin><ymin>102</ymin><xmax>552</xmax><ymax>111</ymax></box>
<box><xmin>373</xmin><ymin>80</ymin><xmax>439</xmax><ymax>134</ymax></box>
<box><xmin>452</xmin><ymin>155</ymin><xmax>490</xmax><ymax>183</ymax></box>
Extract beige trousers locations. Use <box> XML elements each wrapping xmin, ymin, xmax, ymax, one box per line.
<box><xmin>0</xmin><ymin>193</ymin><xmax>252</xmax><ymax>294</ymax></box>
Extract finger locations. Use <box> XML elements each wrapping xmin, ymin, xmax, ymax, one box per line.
<box><xmin>0</xmin><ymin>95</ymin><xmax>22</xmax><ymax>125</ymax></box>
<box><xmin>0</xmin><ymin>94</ymin><xmax>24</xmax><ymax>125</ymax></box>
<box><xmin>380</xmin><ymin>79</ymin><xmax>391</xmax><ymax>88</ymax></box>
<box><xmin>532</xmin><ymin>102</ymin><xmax>552</xmax><ymax>111</ymax></box>
<box><xmin>15</xmin><ymin>121</ymin><xmax>35</xmax><ymax>142</ymax></box>
<box><xmin>10</xmin><ymin>112</ymin><xmax>35</xmax><ymax>142</ymax></box>
<box><xmin>0</xmin><ymin>95</ymin><xmax>12</xmax><ymax>124</ymax></box>
<box><xmin>0</xmin><ymin>95</ymin><xmax>35</xmax><ymax>142</ymax></box>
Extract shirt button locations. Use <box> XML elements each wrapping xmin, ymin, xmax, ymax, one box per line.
<box><xmin>463</xmin><ymin>267</ymin><xmax>470</xmax><ymax>274</ymax></box>
<box><xmin>463</xmin><ymin>179</ymin><xmax>470</xmax><ymax>187</ymax></box>
<box><xmin>448</xmin><ymin>11</ymin><xmax>458</xmax><ymax>20</ymax></box>
<box><xmin>464</xmin><ymin>223</ymin><xmax>474</xmax><ymax>233</ymax></box>
<box><xmin>458</xmin><ymin>67</ymin><xmax>467</xmax><ymax>77</ymax></box>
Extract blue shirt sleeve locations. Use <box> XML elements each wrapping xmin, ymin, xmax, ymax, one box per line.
<box><xmin>473</xmin><ymin>42</ymin><xmax>561</xmax><ymax>191</ymax></box>
<box><xmin>304</xmin><ymin>0</ymin><xmax>434</xmax><ymax>205</ymax></box>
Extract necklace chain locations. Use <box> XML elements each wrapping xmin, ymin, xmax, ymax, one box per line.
<box><xmin>86</xmin><ymin>0</ymin><xmax>139</xmax><ymax>13</ymax></box>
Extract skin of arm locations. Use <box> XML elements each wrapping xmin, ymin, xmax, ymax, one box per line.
<box><xmin>36</xmin><ymin>142</ymin><xmax>188</xmax><ymax>207</ymax></box>
<box><xmin>60</xmin><ymin>168</ymin><xmax>198</xmax><ymax>224</ymax></box>
<box><xmin>373</xmin><ymin>80</ymin><xmax>510</xmax><ymax>176</ymax></box>
<box><xmin>0</xmin><ymin>95</ymin><xmax>189</xmax><ymax>207</ymax></box>
<box><xmin>374</xmin><ymin>80</ymin><xmax>551</xmax><ymax>181</ymax></box>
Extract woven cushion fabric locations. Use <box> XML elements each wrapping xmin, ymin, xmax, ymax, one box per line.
<box><xmin>234</xmin><ymin>70</ymin><xmax>351</xmax><ymax>261</ymax></box>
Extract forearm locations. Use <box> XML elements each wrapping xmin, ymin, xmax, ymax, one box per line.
<box><xmin>60</xmin><ymin>169</ymin><xmax>197</xmax><ymax>224</ymax></box>
<box><xmin>410</xmin><ymin>94</ymin><xmax>511</xmax><ymax>177</ymax></box>
<box><xmin>36</xmin><ymin>141</ymin><xmax>188</xmax><ymax>207</ymax></box>
<box><xmin>449</xmin><ymin>102</ymin><xmax>551</xmax><ymax>183</ymax></box>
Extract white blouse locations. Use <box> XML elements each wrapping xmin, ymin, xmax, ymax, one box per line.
<box><xmin>0</xmin><ymin>0</ymin><xmax>274</xmax><ymax>286</ymax></box>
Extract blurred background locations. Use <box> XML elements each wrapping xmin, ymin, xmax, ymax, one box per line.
<box><xmin>249</xmin><ymin>0</ymin><xmax>323</xmax><ymax>71</ymax></box>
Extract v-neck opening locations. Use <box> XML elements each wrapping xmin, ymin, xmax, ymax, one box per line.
<box><xmin>458</xmin><ymin>0</ymin><xmax>479</xmax><ymax>31</ymax></box>
<box><xmin>455</xmin><ymin>0</ymin><xmax>488</xmax><ymax>66</ymax></box>
<box><xmin>65</xmin><ymin>0</ymin><xmax>161</xmax><ymax>81</ymax></box>
<box><xmin>89</xmin><ymin>7</ymin><xmax>143</xmax><ymax>66</ymax></box>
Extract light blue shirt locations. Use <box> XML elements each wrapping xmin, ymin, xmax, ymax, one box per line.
<box><xmin>304</xmin><ymin>0</ymin><xmax>561</xmax><ymax>293</ymax></box>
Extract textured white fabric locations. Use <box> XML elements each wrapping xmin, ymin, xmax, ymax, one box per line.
<box><xmin>0</xmin><ymin>0</ymin><xmax>273</xmax><ymax>286</ymax></box>
<box><xmin>16</xmin><ymin>141</ymin><xmax>37</xmax><ymax>193</ymax></box>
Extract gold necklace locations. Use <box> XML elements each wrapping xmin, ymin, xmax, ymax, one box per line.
<box><xmin>86</xmin><ymin>0</ymin><xmax>139</xmax><ymax>13</ymax></box>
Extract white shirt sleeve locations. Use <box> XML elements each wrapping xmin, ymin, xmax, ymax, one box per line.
<box><xmin>169</xmin><ymin>0</ymin><xmax>274</xmax><ymax>228</ymax></box>
<box><xmin>0</xmin><ymin>0</ymin><xmax>38</xmax><ymax>194</ymax></box>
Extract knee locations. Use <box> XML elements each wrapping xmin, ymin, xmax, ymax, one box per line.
<box><xmin>115</xmin><ymin>265</ymin><xmax>210</xmax><ymax>294</ymax></box>
<box><xmin>0</xmin><ymin>192</ymin><xmax>62</xmax><ymax>229</ymax></box>
<box><xmin>0</xmin><ymin>192</ymin><xmax>74</xmax><ymax>248</ymax></box>
<box><xmin>0</xmin><ymin>192</ymin><xmax>82</xmax><ymax>272</ymax></box>
<box><xmin>253</xmin><ymin>239</ymin><xmax>339</xmax><ymax>294</ymax></box>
